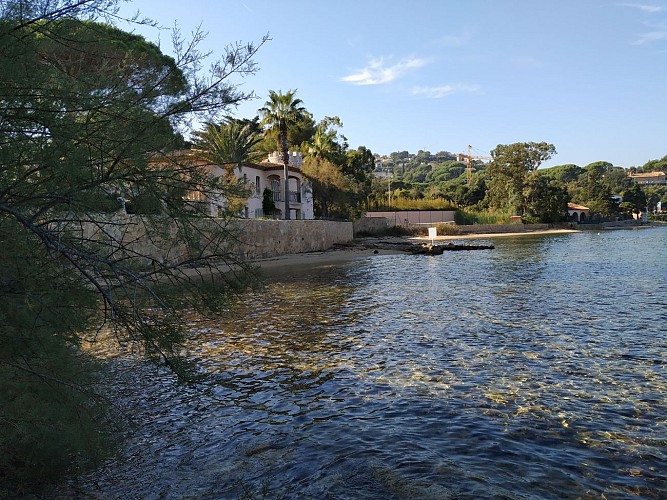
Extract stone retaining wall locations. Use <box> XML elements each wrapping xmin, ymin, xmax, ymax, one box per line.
<box><xmin>67</xmin><ymin>215</ymin><xmax>354</xmax><ymax>265</ymax></box>
<box><xmin>353</xmin><ymin>217</ymin><xmax>388</xmax><ymax>235</ymax></box>
<box><xmin>233</xmin><ymin>219</ymin><xmax>353</xmax><ymax>259</ymax></box>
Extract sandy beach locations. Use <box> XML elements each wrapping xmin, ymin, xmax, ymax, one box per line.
<box><xmin>253</xmin><ymin>228</ymin><xmax>580</xmax><ymax>273</ymax></box>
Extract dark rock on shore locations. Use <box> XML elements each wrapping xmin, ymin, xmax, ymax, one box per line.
<box><xmin>406</xmin><ymin>243</ymin><xmax>495</xmax><ymax>255</ymax></box>
<box><xmin>335</xmin><ymin>238</ymin><xmax>494</xmax><ymax>255</ymax></box>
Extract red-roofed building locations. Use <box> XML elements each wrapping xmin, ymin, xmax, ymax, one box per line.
<box><xmin>567</xmin><ymin>203</ymin><xmax>590</xmax><ymax>222</ymax></box>
<box><xmin>629</xmin><ymin>171</ymin><xmax>666</xmax><ymax>185</ymax></box>
<box><xmin>155</xmin><ymin>150</ymin><xmax>314</xmax><ymax>220</ymax></box>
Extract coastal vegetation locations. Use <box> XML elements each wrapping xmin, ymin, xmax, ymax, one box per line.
<box><xmin>258</xmin><ymin>90</ymin><xmax>309</xmax><ymax>220</ymax></box>
<box><xmin>0</xmin><ymin>0</ymin><xmax>265</xmax><ymax>492</ymax></box>
<box><xmin>1</xmin><ymin>0</ymin><xmax>665</xmax><ymax>495</ymax></box>
<box><xmin>373</xmin><ymin>146</ymin><xmax>667</xmax><ymax>222</ymax></box>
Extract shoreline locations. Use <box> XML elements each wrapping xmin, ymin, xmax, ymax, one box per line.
<box><xmin>252</xmin><ymin>228</ymin><xmax>579</xmax><ymax>273</ymax></box>
<box><xmin>413</xmin><ymin>227</ymin><xmax>579</xmax><ymax>241</ymax></box>
<box><xmin>253</xmin><ymin>224</ymin><xmax>660</xmax><ymax>273</ymax></box>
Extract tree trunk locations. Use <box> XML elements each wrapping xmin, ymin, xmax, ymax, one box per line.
<box><xmin>280</xmin><ymin>121</ymin><xmax>290</xmax><ymax>220</ymax></box>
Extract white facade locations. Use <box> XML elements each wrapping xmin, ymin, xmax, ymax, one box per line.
<box><xmin>629</xmin><ymin>172</ymin><xmax>666</xmax><ymax>185</ymax></box>
<box><xmin>267</xmin><ymin>151</ymin><xmax>303</xmax><ymax>168</ymax></box>
<box><xmin>185</xmin><ymin>151</ymin><xmax>313</xmax><ymax>220</ymax></box>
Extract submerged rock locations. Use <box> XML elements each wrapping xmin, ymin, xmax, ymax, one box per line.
<box><xmin>407</xmin><ymin>243</ymin><xmax>495</xmax><ymax>255</ymax></box>
<box><xmin>343</xmin><ymin>238</ymin><xmax>494</xmax><ymax>255</ymax></box>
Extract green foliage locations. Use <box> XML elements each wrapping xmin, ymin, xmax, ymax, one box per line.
<box><xmin>435</xmin><ymin>223</ymin><xmax>462</xmax><ymax>235</ymax></box>
<box><xmin>299</xmin><ymin>117</ymin><xmax>374</xmax><ymax>219</ymax></box>
<box><xmin>258</xmin><ymin>89</ymin><xmax>309</xmax><ymax>219</ymax></box>
<box><xmin>621</xmin><ymin>184</ymin><xmax>647</xmax><ymax>216</ymax></box>
<box><xmin>0</xmin><ymin>1</ymin><xmax>265</xmax><ymax>488</ymax></box>
<box><xmin>644</xmin><ymin>185</ymin><xmax>667</xmax><ymax>211</ymax></box>
<box><xmin>193</xmin><ymin>118</ymin><xmax>265</xmax><ymax>169</ymax></box>
<box><xmin>0</xmin><ymin>219</ymin><xmax>117</xmax><ymax>491</ymax></box>
<box><xmin>638</xmin><ymin>155</ymin><xmax>667</xmax><ymax>173</ymax></box>
<box><xmin>485</xmin><ymin>142</ymin><xmax>556</xmax><ymax>214</ymax></box>
<box><xmin>648</xmin><ymin>213</ymin><xmax>667</xmax><ymax>222</ymax></box>
<box><xmin>455</xmin><ymin>209</ymin><xmax>514</xmax><ymax>225</ymax></box>
<box><xmin>262</xmin><ymin>187</ymin><xmax>276</xmax><ymax>217</ymax></box>
<box><xmin>126</xmin><ymin>191</ymin><xmax>163</xmax><ymax>214</ymax></box>
<box><xmin>377</xmin><ymin>224</ymin><xmax>413</xmax><ymax>236</ymax></box>
<box><xmin>302</xmin><ymin>156</ymin><xmax>356</xmax><ymax>219</ymax></box>
<box><xmin>376</xmin><ymin>149</ymin><xmax>663</xmax><ymax>220</ymax></box>
<box><xmin>523</xmin><ymin>171</ymin><xmax>569</xmax><ymax>223</ymax></box>
<box><xmin>191</xmin><ymin>118</ymin><xmax>262</xmax><ymax>215</ymax></box>
<box><xmin>375</xmin><ymin>197</ymin><xmax>457</xmax><ymax>211</ymax></box>
<box><xmin>539</xmin><ymin>163</ymin><xmax>584</xmax><ymax>184</ymax></box>
<box><xmin>305</xmin><ymin>116</ymin><xmax>347</xmax><ymax>162</ymax></box>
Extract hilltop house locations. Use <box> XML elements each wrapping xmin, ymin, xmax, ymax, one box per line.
<box><xmin>159</xmin><ymin>150</ymin><xmax>314</xmax><ymax>220</ymax></box>
<box><xmin>629</xmin><ymin>171</ymin><xmax>666</xmax><ymax>185</ymax></box>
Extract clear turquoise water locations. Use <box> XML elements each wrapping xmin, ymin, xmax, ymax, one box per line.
<box><xmin>79</xmin><ymin>227</ymin><xmax>667</xmax><ymax>499</ymax></box>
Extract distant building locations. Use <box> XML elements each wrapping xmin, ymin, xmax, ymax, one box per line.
<box><xmin>629</xmin><ymin>171</ymin><xmax>666</xmax><ymax>185</ymax></box>
<box><xmin>155</xmin><ymin>150</ymin><xmax>313</xmax><ymax>220</ymax></box>
<box><xmin>567</xmin><ymin>203</ymin><xmax>590</xmax><ymax>222</ymax></box>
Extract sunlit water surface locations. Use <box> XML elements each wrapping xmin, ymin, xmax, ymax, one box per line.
<box><xmin>75</xmin><ymin>227</ymin><xmax>667</xmax><ymax>499</ymax></box>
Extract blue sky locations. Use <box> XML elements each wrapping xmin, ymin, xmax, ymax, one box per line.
<box><xmin>118</xmin><ymin>1</ymin><xmax>667</xmax><ymax>168</ymax></box>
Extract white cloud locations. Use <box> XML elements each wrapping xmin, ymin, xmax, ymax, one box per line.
<box><xmin>618</xmin><ymin>3</ymin><xmax>666</xmax><ymax>13</ymax></box>
<box><xmin>340</xmin><ymin>57</ymin><xmax>429</xmax><ymax>85</ymax></box>
<box><xmin>633</xmin><ymin>29</ymin><xmax>667</xmax><ymax>44</ymax></box>
<box><xmin>411</xmin><ymin>84</ymin><xmax>482</xmax><ymax>99</ymax></box>
<box><xmin>438</xmin><ymin>33</ymin><xmax>471</xmax><ymax>47</ymax></box>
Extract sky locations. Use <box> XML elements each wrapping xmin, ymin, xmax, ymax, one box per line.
<box><xmin>117</xmin><ymin>0</ymin><xmax>667</xmax><ymax>168</ymax></box>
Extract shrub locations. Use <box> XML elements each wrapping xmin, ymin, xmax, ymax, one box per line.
<box><xmin>435</xmin><ymin>223</ymin><xmax>462</xmax><ymax>235</ymax></box>
<box><xmin>376</xmin><ymin>197</ymin><xmax>457</xmax><ymax>211</ymax></box>
<box><xmin>378</xmin><ymin>225</ymin><xmax>414</xmax><ymax>236</ymax></box>
<box><xmin>455</xmin><ymin>209</ymin><xmax>513</xmax><ymax>225</ymax></box>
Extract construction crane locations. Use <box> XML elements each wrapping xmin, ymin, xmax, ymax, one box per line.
<box><xmin>458</xmin><ymin>145</ymin><xmax>491</xmax><ymax>186</ymax></box>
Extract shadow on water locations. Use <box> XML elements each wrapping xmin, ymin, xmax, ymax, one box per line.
<box><xmin>70</xmin><ymin>228</ymin><xmax>667</xmax><ymax>498</ymax></box>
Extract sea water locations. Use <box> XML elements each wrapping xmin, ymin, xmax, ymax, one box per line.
<box><xmin>75</xmin><ymin>226</ymin><xmax>667</xmax><ymax>498</ymax></box>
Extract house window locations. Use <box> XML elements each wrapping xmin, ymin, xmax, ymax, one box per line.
<box><xmin>255</xmin><ymin>176</ymin><xmax>261</xmax><ymax>195</ymax></box>
<box><xmin>271</xmin><ymin>179</ymin><xmax>281</xmax><ymax>202</ymax></box>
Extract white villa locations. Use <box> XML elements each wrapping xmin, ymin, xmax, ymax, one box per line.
<box><xmin>168</xmin><ymin>150</ymin><xmax>314</xmax><ymax>220</ymax></box>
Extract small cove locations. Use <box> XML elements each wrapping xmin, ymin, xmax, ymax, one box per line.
<box><xmin>72</xmin><ymin>227</ymin><xmax>667</xmax><ymax>498</ymax></box>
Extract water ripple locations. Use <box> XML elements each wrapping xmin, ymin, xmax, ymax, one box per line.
<box><xmin>72</xmin><ymin>227</ymin><xmax>667</xmax><ymax>498</ymax></box>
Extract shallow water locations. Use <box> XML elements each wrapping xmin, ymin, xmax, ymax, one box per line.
<box><xmin>75</xmin><ymin>227</ymin><xmax>667</xmax><ymax>499</ymax></box>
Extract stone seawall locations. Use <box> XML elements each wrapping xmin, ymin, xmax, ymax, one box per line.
<box><xmin>233</xmin><ymin>219</ymin><xmax>353</xmax><ymax>259</ymax></box>
<box><xmin>69</xmin><ymin>215</ymin><xmax>354</xmax><ymax>265</ymax></box>
<box><xmin>353</xmin><ymin>217</ymin><xmax>388</xmax><ymax>235</ymax></box>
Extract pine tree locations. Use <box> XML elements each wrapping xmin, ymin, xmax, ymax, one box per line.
<box><xmin>0</xmin><ymin>0</ymin><xmax>266</xmax><ymax>489</ymax></box>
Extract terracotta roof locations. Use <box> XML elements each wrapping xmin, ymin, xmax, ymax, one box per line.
<box><xmin>148</xmin><ymin>150</ymin><xmax>304</xmax><ymax>173</ymax></box>
<box><xmin>568</xmin><ymin>203</ymin><xmax>589</xmax><ymax>210</ymax></box>
<box><xmin>629</xmin><ymin>171</ymin><xmax>665</xmax><ymax>178</ymax></box>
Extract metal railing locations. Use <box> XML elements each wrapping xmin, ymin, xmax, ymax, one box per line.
<box><xmin>272</xmin><ymin>190</ymin><xmax>301</xmax><ymax>203</ymax></box>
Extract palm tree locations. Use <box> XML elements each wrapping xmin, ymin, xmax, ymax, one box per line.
<box><xmin>307</xmin><ymin>116</ymin><xmax>344</xmax><ymax>161</ymax></box>
<box><xmin>258</xmin><ymin>90</ymin><xmax>307</xmax><ymax>220</ymax></box>
<box><xmin>192</xmin><ymin>117</ymin><xmax>264</xmax><ymax>214</ymax></box>
<box><xmin>192</xmin><ymin>117</ymin><xmax>264</xmax><ymax>177</ymax></box>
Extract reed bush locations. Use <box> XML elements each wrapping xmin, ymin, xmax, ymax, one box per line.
<box><xmin>454</xmin><ymin>209</ymin><xmax>514</xmax><ymax>225</ymax></box>
<box><xmin>375</xmin><ymin>197</ymin><xmax>457</xmax><ymax>211</ymax></box>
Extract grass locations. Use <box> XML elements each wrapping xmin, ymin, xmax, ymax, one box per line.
<box><xmin>373</xmin><ymin>197</ymin><xmax>458</xmax><ymax>211</ymax></box>
<box><xmin>454</xmin><ymin>209</ymin><xmax>514</xmax><ymax>225</ymax></box>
